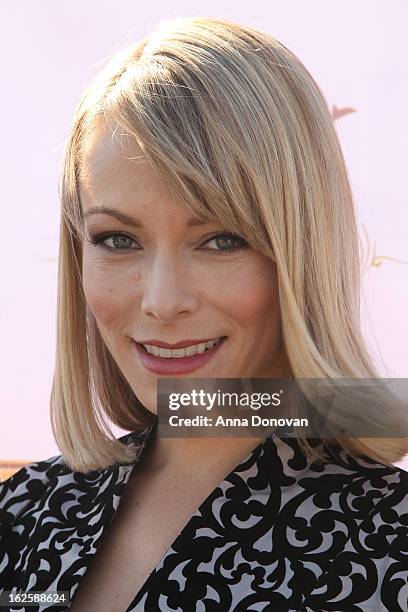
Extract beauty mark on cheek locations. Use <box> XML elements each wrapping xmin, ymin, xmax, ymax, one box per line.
<box><xmin>131</xmin><ymin>272</ymin><xmax>142</xmax><ymax>283</ymax></box>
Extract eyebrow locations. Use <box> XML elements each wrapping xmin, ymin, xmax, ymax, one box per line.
<box><xmin>82</xmin><ymin>206</ymin><xmax>210</xmax><ymax>228</ymax></box>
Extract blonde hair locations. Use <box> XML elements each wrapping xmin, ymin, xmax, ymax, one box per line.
<box><xmin>51</xmin><ymin>15</ymin><xmax>408</xmax><ymax>472</ymax></box>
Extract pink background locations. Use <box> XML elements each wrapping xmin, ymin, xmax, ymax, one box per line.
<box><xmin>1</xmin><ymin>1</ymin><xmax>407</xmax><ymax>469</ymax></box>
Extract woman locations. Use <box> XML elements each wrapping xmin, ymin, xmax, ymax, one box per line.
<box><xmin>1</xmin><ymin>15</ymin><xmax>407</xmax><ymax>612</ymax></box>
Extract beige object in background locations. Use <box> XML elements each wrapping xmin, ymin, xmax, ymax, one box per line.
<box><xmin>0</xmin><ymin>461</ymin><xmax>32</xmax><ymax>482</ymax></box>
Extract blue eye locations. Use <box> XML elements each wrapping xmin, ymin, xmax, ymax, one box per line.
<box><xmin>87</xmin><ymin>232</ymin><xmax>139</xmax><ymax>253</ymax></box>
<box><xmin>201</xmin><ymin>232</ymin><xmax>248</xmax><ymax>253</ymax></box>
<box><xmin>87</xmin><ymin>230</ymin><xmax>248</xmax><ymax>255</ymax></box>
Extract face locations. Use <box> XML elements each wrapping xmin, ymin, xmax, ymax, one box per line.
<box><xmin>79</xmin><ymin>123</ymin><xmax>289</xmax><ymax>414</ymax></box>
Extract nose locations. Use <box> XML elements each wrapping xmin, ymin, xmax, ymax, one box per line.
<box><xmin>140</xmin><ymin>253</ymin><xmax>199</xmax><ymax>322</ymax></box>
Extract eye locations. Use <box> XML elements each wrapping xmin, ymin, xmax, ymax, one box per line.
<box><xmin>200</xmin><ymin>232</ymin><xmax>248</xmax><ymax>254</ymax></box>
<box><xmin>87</xmin><ymin>231</ymin><xmax>139</xmax><ymax>253</ymax></box>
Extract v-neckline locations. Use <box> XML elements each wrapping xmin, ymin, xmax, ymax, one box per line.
<box><xmin>67</xmin><ymin>425</ymin><xmax>270</xmax><ymax>611</ymax></box>
<box><xmin>122</xmin><ymin>426</ymin><xmax>270</xmax><ymax>610</ymax></box>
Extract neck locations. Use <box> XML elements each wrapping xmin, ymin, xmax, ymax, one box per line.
<box><xmin>140</xmin><ymin>433</ymin><xmax>266</xmax><ymax>479</ymax></box>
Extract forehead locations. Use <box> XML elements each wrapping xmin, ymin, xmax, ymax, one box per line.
<box><xmin>77</xmin><ymin>121</ymin><xmax>215</xmax><ymax>231</ymax></box>
<box><xmin>80</xmin><ymin>122</ymin><xmax>149</xmax><ymax>181</ymax></box>
<box><xmin>79</xmin><ymin>121</ymin><xmax>171</xmax><ymax>206</ymax></box>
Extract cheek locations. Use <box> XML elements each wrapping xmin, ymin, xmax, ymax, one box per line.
<box><xmin>82</xmin><ymin>258</ymin><xmax>140</xmax><ymax>330</ymax></box>
<box><xmin>213</xmin><ymin>259</ymin><xmax>280</xmax><ymax>325</ymax></box>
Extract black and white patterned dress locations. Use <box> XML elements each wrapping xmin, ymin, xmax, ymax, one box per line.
<box><xmin>1</xmin><ymin>424</ymin><xmax>407</xmax><ymax>611</ymax></box>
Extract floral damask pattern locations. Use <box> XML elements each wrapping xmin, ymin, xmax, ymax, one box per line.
<box><xmin>1</xmin><ymin>426</ymin><xmax>407</xmax><ymax>611</ymax></box>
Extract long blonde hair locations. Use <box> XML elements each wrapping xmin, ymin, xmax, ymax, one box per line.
<box><xmin>51</xmin><ymin>15</ymin><xmax>408</xmax><ymax>472</ymax></box>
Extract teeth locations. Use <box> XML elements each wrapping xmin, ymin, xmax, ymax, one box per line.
<box><xmin>143</xmin><ymin>338</ymin><xmax>222</xmax><ymax>358</ymax></box>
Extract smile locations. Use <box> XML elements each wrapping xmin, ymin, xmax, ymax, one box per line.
<box><xmin>133</xmin><ymin>337</ymin><xmax>227</xmax><ymax>375</ymax></box>
<box><xmin>142</xmin><ymin>338</ymin><xmax>222</xmax><ymax>358</ymax></box>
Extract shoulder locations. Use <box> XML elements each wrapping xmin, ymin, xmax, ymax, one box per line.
<box><xmin>0</xmin><ymin>428</ymin><xmax>153</xmax><ymax>593</ymax></box>
<box><xmin>272</xmin><ymin>437</ymin><xmax>408</xmax><ymax>552</ymax></box>
<box><xmin>0</xmin><ymin>453</ymin><xmax>69</xmax><ymax>518</ymax></box>
<box><xmin>301</xmin><ymin>441</ymin><xmax>408</xmax><ymax>530</ymax></box>
<box><xmin>321</xmin><ymin>443</ymin><xmax>408</xmax><ymax>509</ymax></box>
<box><xmin>0</xmin><ymin>427</ymin><xmax>153</xmax><ymax>527</ymax></box>
<box><xmin>275</xmin><ymin>435</ymin><xmax>408</xmax><ymax>502</ymax></box>
<box><xmin>297</xmin><ymin>444</ymin><xmax>408</xmax><ymax>610</ymax></box>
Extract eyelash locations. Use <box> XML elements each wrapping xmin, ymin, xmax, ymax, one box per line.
<box><xmin>87</xmin><ymin>230</ymin><xmax>248</xmax><ymax>255</ymax></box>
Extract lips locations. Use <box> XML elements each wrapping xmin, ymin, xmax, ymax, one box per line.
<box><xmin>133</xmin><ymin>336</ymin><xmax>227</xmax><ymax>375</ymax></box>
